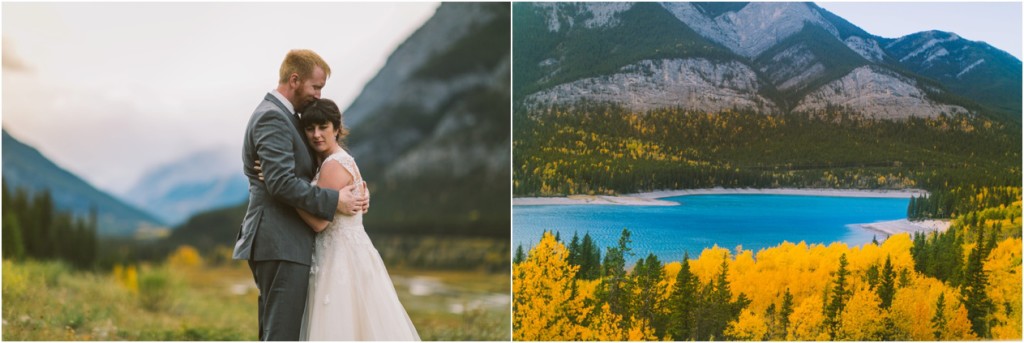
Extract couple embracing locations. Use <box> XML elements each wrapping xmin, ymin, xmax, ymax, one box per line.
<box><xmin>232</xmin><ymin>50</ymin><xmax>419</xmax><ymax>341</ymax></box>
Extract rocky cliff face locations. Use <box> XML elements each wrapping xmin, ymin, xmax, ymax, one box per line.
<box><xmin>662</xmin><ymin>2</ymin><xmax>838</xmax><ymax>58</ymax></box>
<box><xmin>526</xmin><ymin>58</ymin><xmax>775</xmax><ymax>113</ymax></box>
<box><xmin>515</xmin><ymin>2</ymin><xmax>1020</xmax><ymax>121</ymax></box>
<box><xmin>794</xmin><ymin>66</ymin><xmax>968</xmax><ymax>119</ymax></box>
<box><xmin>339</xmin><ymin>2</ymin><xmax>510</xmax><ymax>235</ymax></box>
<box><xmin>344</xmin><ymin>3</ymin><xmax>500</xmax><ymax>128</ymax></box>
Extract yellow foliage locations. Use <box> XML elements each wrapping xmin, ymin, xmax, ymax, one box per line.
<box><xmin>584</xmin><ymin>303</ymin><xmax>625</xmax><ymax>341</ymax></box>
<box><xmin>837</xmin><ymin>286</ymin><xmax>883</xmax><ymax>340</ymax></box>
<box><xmin>512</xmin><ymin>187</ymin><xmax>1022</xmax><ymax>340</ymax></box>
<box><xmin>112</xmin><ymin>264</ymin><xmax>139</xmax><ymax>294</ymax></box>
<box><xmin>726</xmin><ymin>310</ymin><xmax>767</xmax><ymax>341</ymax></box>
<box><xmin>626</xmin><ymin>316</ymin><xmax>657</xmax><ymax>341</ymax></box>
<box><xmin>985</xmin><ymin>237</ymin><xmax>1022</xmax><ymax>339</ymax></box>
<box><xmin>512</xmin><ymin>232</ymin><xmax>589</xmax><ymax>340</ymax></box>
<box><xmin>167</xmin><ymin>245</ymin><xmax>204</xmax><ymax>269</ymax></box>
<box><xmin>787</xmin><ymin>296</ymin><xmax>828</xmax><ymax>340</ymax></box>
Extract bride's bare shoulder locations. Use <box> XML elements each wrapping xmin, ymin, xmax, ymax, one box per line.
<box><xmin>317</xmin><ymin>157</ymin><xmax>354</xmax><ymax>190</ymax></box>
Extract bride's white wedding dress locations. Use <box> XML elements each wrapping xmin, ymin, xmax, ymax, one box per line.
<box><xmin>299</xmin><ymin>150</ymin><xmax>420</xmax><ymax>341</ymax></box>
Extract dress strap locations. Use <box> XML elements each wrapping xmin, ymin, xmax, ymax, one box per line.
<box><xmin>322</xmin><ymin>150</ymin><xmax>362</xmax><ymax>182</ymax></box>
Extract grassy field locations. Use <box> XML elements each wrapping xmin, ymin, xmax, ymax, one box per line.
<box><xmin>1</xmin><ymin>259</ymin><xmax>509</xmax><ymax>340</ymax></box>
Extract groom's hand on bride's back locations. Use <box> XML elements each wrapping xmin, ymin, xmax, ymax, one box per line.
<box><xmin>338</xmin><ymin>184</ymin><xmax>369</xmax><ymax>216</ymax></box>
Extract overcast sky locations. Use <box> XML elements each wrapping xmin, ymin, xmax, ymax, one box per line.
<box><xmin>818</xmin><ymin>2</ymin><xmax>1022</xmax><ymax>59</ymax></box>
<box><xmin>3</xmin><ymin>2</ymin><xmax>439</xmax><ymax>194</ymax></box>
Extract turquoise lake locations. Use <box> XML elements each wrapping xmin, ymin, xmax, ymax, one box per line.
<box><xmin>513</xmin><ymin>194</ymin><xmax>910</xmax><ymax>262</ymax></box>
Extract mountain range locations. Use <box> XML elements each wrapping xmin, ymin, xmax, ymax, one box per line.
<box><xmin>513</xmin><ymin>2</ymin><xmax>1021</xmax><ymax>122</ymax></box>
<box><xmin>121</xmin><ymin>148</ymin><xmax>248</xmax><ymax>226</ymax></box>
<box><xmin>1</xmin><ymin>129</ymin><xmax>164</xmax><ymax>237</ymax></box>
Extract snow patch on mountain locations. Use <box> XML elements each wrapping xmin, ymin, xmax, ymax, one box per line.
<box><xmin>924</xmin><ymin>47</ymin><xmax>950</xmax><ymax>65</ymax></box>
<box><xmin>957</xmin><ymin>59</ymin><xmax>985</xmax><ymax>78</ymax></box>
<box><xmin>898</xmin><ymin>34</ymin><xmax>960</xmax><ymax>62</ymax></box>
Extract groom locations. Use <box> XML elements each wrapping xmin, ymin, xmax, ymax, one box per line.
<box><xmin>234</xmin><ymin>49</ymin><xmax>368</xmax><ymax>341</ymax></box>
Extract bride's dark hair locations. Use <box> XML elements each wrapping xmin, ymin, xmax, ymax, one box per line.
<box><xmin>300</xmin><ymin>98</ymin><xmax>349</xmax><ymax>147</ymax></box>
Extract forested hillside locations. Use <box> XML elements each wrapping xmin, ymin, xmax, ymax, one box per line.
<box><xmin>514</xmin><ymin>105</ymin><xmax>1020</xmax><ymax>197</ymax></box>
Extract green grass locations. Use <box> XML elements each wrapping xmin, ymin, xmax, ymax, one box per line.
<box><xmin>2</xmin><ymin>259</ymin><xmax>509</xmax><ymax>341</ymax></box>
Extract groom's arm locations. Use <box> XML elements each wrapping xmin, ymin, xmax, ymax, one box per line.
<box><xmin>252</xmin><ymin>110</ymin><xmax>339</xmax><ymax>221</ymax></box>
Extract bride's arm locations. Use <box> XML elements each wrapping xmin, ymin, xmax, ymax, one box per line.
<box><xmin>298</xmin><ymin>159</ymin><xmax>354</xmax><ymax>232</ymax></box>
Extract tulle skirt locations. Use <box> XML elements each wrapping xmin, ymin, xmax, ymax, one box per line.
<box><xmin>299</xmin><ymin>225</ymin><xmax>420</xmax><ymax>341</ymax></box>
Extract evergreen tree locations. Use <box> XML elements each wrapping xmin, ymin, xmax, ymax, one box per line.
<box><xmin>2</xmin><ymin>211</ymin><xmax>26</xmax><ymax>260</ymax></box>
<box><xmin>932</xmin><ymin>293</ymin><xmax>947</xmax><ymax>340</ymax></box>
<box><xmin>596</xmin><ymin>228</ymin><xmax>633</xmax><ymax>326</ymax></box>
<box><xmin>514</xmin><ymin>244</ymin><xmax>526</xmax><ymax>264</ymax></box>
<box><xmin>779</xmin><ymin>288</ymin><xmax>794</xmax><ymax>339</ymax></box>
<box><xmin>579</xmin><ymin>233</ymin><xmax>601</xmax><ymax>279</ymax></box>
<box><xmin>907</xmin><ymin>196</ymin><xmax>917</xmax><ymax>219</ymax></box>
<box><xmin>765</xmin><ymin>303</ymin><xmax>779</xmax><ymax>340</ymax></box>
<box><xmin>877</xmin><ymin>255</ymin><xmax>896</xmax><ymax>309</ymax></box>
<box><xmin>897</xmin><ymin>268</ymin><xmax>911</xmax><ymax>288</ymax></box>
<box><xmin>666</xmin><ymin>253</ymin><xmax>698</xmax><ymax>341</ymax></box>
<box><xmin>865</xmin><ymin>263</ymin><xmax>880</xmax><ymax>290</ymax></box>
<box><xmin>824</xmin><ymin>254</ymin><xmax>851</xmax><ymax>340</ymax></box>
<box><xmin>701</xmin><ymin>256</ymin><xmax>750</xmax><ymax>340</ymax></box>
<box><xmin>961</xmin><ymin>226</ymin><xmax>993</xmax><ymax>338</ymax></box>
<box><xmin>630</xmin><ymin>253</ymin><xmax>666</xmax><ymax>336</ymax></box>
<box><xmin>567</xmin><ymin>232</ymin><xmax>581</xmax><ymax>267</ymax></box>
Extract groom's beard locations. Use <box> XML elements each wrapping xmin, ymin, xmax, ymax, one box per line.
<box><xmin>291</xmin><ymin>89</ymin><xmax>314</xmax><ymax>114</ymax></box>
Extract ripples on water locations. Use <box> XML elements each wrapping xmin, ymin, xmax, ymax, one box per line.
<box><xmin>513</xmin><ymin>194</ymin><xmax>910</xmax><ymax>262</ymax></box>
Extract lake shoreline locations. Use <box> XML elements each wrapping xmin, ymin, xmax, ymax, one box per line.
<box><xmin>849</xmin><ymin>219</ymin><xmax>952</xmax><ymax>237</ymax></box>
<box><xmin>513</xmin><ymin>187</ymin><xmax>929</xmax><ymax>206</ymax></box>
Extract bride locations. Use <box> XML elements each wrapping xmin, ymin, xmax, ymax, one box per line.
<box><xmin>291</xmin><ymin>98</ymin><xmax>420</xmax><ymax>340</ymax></box>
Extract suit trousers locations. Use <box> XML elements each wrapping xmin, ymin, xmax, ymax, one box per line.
<box><xmin>248</xmin><ymin>259</ymin><xmax>310</xmax><ymax>341</ymax></box>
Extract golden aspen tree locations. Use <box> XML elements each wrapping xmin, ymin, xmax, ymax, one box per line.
<box><xmin>513</xmin><ymin>232</ymin><xmax>589</xmax><ymax>340</ymax></box>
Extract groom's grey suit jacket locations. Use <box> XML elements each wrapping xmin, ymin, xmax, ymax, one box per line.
<box><xmin>233</xmin><ymin>93</ymin><xmax>340</xmax><ymax>265</ymax></box>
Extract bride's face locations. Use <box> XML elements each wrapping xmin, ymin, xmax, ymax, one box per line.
<box><xmin>304</xmin><ymin>121</ymin><xmax>339</xmax><ymax>155</ymax></box>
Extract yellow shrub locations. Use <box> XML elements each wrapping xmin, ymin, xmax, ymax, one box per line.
<box><xmin>167</xmin><ymin>245</ymin><xmax>204</xmax><ymax>269</ymax></box>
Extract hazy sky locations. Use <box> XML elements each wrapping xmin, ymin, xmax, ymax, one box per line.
<box><xmin>818</xmin><ymin>2</ymin><xmax>1022</xmax><ymax>59</ymax></box>
<box><xmin>3</xmin><ymin>2</ymin><xmax>439</xmax><ymax>194</ymax></box>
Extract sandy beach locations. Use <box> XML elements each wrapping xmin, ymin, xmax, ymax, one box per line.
<box><xmin>850</xmin><ymin>219</ymin><xmax>952</xmax><ymax>236</ymax></box>
<box><xmin>513</xmin><ymin>187</ymin><xmax>928</xmax><ymax>206</ymax></box>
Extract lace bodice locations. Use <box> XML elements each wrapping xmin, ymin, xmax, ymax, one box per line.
<box><xmin>310</xmin><ymin>150</ymin><xmax>373</xmax><ymax>275</ymax></box>
<box><xmin>311</xmin><ymin>150</ymin><xmax>365</xmax><ymax>228</ymax></box>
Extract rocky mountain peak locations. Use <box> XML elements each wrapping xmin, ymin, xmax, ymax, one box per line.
<box><xmin>515</xmin><ymin>2</ymin><xmax>1020</xmax><ymax>121</ymax></box>
<box><xmin>663</xmin><ymin>2</ymin><xmax>839</xmax><ymax>58</ymax></box>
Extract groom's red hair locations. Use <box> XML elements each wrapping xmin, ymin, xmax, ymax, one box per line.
<box><xmin>279</xmin><ymin>49</ymin><xmax>332</xmax><ymax>84</ymax></box>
